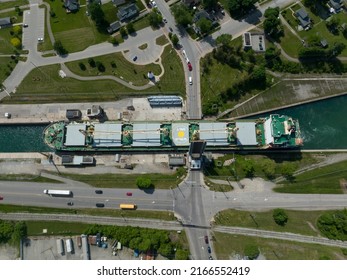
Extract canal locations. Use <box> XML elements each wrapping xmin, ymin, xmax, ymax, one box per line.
<box><xmin>253</xmin><ymin>94</ymin><xmax>347</xmax><ymax>150</ymax></box>
<box><xmin>0</xmin><ymin>95</ymin><xmax>347</xmax><ymax>152</ymax></box>
<box><xmin>0</xmin><ymin>124</ymin><xmax>52</xmax><ymax>152</ymax></box>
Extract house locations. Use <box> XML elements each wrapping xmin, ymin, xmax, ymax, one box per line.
<box><xmin>107</xmin><ymin>21</ymin><xmax>121</xmax><ymax>34</ymax></box>
<box><xmin>112</xmin><ymin>0</ymin><xmax>126</xmax><ymax>6</ymax></box>
<box><xmin>64</xmin><ymin>0</ymin><xmax>79</xmax><ymax>12</ymax></box>
<box><xmin>0</xmin><ymin>17</ymin><xmax>11</xmax><ymax>29</ymax></box>
<box><xmin>117</xmin><ymin>3</ymin><xmax>139</xmax><ymax>21</ymax></box>
<box><xmin>328</xmin><ymin>0</ymin><xmax>344</xmax><ymax>13</ymax></box>
<box><xmin>295</xmin><ymin>8</ymin><xmax>311</xmax><ymax>30</ymax></box>
<box><xmin>193</xmin><ymin>10</ymin><xmax>211</xmax><ymax>23</ymax></box>
<box><xmin>182</xmin><ymin>0</ymin><xmax>200</xmax><ymax>7</ymax></box>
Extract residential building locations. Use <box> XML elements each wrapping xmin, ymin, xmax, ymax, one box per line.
<box><xmin>193</xmin><ymin>10</ymin><xmax>211</xmax><ymax>23</ymax></box>
<box><xmin>328</xmin><ymin>0</ymin><xmax>344</xmax><ymax>13</ymax></box>
<box><xmin>0</xmin><ymin>17</ymin><xmax>11</xmax><ymax>29</ymax></box>
<box><xmin>295</xmin><ymin>8</ymin><xmax>311</xmax><ymax>30</ymax></box>
<box><xmin>117</xmin><ymin>3</ymin><xmax>139</xmax><ymax>21</ymax></box>
<box><xmin>112</xmin><ymin>0</ymin><xmax>126</xmax><ymax>6</ymax></box>
<box><xmin>107</xmin><ymin>21</ymin><xmax>121</xmax><ymax>34</ymax></box>
<box><xmin>64</xmin><ymin>0</ymin><xmax>79</xmax><ymax>12</ymax></box>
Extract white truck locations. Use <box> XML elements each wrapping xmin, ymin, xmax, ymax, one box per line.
<box><xmin>43</xmin><ymin>190</ymin><xmax>72</xmax><ymax>196</ymax></box>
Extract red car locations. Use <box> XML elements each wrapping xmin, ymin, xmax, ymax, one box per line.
<box><xmin>0</xmin><ymin>196</ymin><xmax>3</xmax><ymax>200</ymax></box>
<box><xmin>204</xmin><ymin>235</ymin><xmax>209</xmax><ymax>244</ymax></box>
<box><xmin>126</xmin><ymin>192</ymin><xmax>133</xmax><ymax>196</ymax></box>
<box><xmin>187</xmin><ymin>62</ymin><xmax>192</xmax><ymax>71</ymax></box>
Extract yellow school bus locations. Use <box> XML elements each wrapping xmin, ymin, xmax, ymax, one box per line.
<box><xmin>119</xmin><ymin>204</ymin><xmax>137</xmax><ymax>210</ymax></box>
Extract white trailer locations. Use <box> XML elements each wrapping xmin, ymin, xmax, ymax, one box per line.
<box><xmin>56</xmin><ymin>239</ymin><xmax>64</xmax><ymax>255</ymax></box>
<box><xmin>66</xmin><ymin>238</ymin><xmax>74</xmax><ymax>253</ymax></box>
<box><xmin>43</xmin><ymin>190</ymin><xmax>72</xmax><ymax>196</ymax></box>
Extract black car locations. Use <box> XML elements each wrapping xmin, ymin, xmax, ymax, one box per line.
<box><xmin>95</xmin><ymin>190</ymin><xmax>103</xmax><ymax>194</ymax></box>
<box><xmin>96</xmin><ymin>203</ymin><xmax>105</xmax><ymax>208</ymax></box>
<box><xmin>67</xmin><ymin>201</ymin><xmax>74</xmax><ymax>206</ymax></box>
<box><xmin>207</xmin><ymin>246</ymin><xmax>211</xmax><ymax>254</ymax></box>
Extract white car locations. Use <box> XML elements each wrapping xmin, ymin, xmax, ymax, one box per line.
<box><xmin>151</xmin><ymin>0</ymin><xmax>157</xmax><ymax>8</ymax></box>
<box><xmin>37</xmin><ymin>37</ymin><xmax>44</xmax><ymax>42</ymax></box>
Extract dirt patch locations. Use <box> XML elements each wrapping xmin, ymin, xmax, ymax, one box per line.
<box><xmin>339</xmin><ymin>179</ymin><xmax>347</xmax><ymax>194</ymax></box>
<box><xmin>0</xmin><ymin>243</ymin><xmax>19</xmax><ymax>260</ymax></box>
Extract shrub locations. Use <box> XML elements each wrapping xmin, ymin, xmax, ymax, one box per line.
<box><xmin>244</xmin><ymin>244</ymin><xmax>259</xmax><ymax>260</ymax></box>
<box><xmin>88</xmin><ymin>58</ymin><xmax>96</xmax><ymax>68</ymax></box>
<box><xmin>136</xmin><ymin>177</ymin><xmax>153</xmax><ymax>189</ymax></box>
<box><xmin>273</xmin><ymin>208</ymin><xmax>288</xmax><ymax>226</ymax></box>
<box><xmin>78</xmin><ymin>62</ymin><xmax>86</xmax><ymax>71</ymax></box>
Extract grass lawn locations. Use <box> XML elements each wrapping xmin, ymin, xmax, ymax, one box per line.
<box><xmin>48</xmin><ymin>168</ymin><xmax>186</xmax><ymax>189</ymax></box>
<box><xmin>213</xmin><ymin>232</ymin><xmax>347</xmax><ymax>260</ymax></box>
<box><xmin>299</xmin><ymin>13</ymin><xmax>347</xmax><ymax>57</ymax></box>
<box><xmin>65</xmin><ymin>52</ymin><xmax>161</xmax><ymax>86</ymax></box>
<box><xmin>0</xmin><ymin>174</ymin><xmax>61</xmax><ymax>183</ymax></box>
<box><xmin>278</xmin><ymin>24</ymin><xmax>301</xmax><ymax>58</ymax></box>
<box><xmin>101</xmin><ymin>2</ymin><xmax>119</xmax><ymax>24</ymax></box>
<box><xmin>214</xmin><ymin>209</ymin><xmax>331</xmax><ymax>236</ymax></box>
<box><xmin>203</xmin><ymin>152</ymin><xmax>317</xmax><ymax>181</ymax></box>
<box><xmin>0</xmin><ymin>29</ymin><xmax>16</xmax><ymax>54</ymax></box>
<box><xmin>0</xmin><ymin>57</ymin><xmax>16</xmax><ymax>84</ymax></box>
<box><xmin>0</xmin><ymin>0</ymin><xmax>28</xmax><ymax>10</ymax></box>
<box><xmin>132</xmin><ymin>14</ymin><xmax>151</xmax><ymax>32</ymax></box>
<box><xmin>156</xmin><ymin>34</ymin><xmax>169</xmax><ymax>46</ymax></box>
<box><xmin>0</xmin><ymin>204</ymin><xmax>175</xmax><ymax>221</ymax></box>
<box><xmin>274</xmin><ymin>160</ymin><xmax>347</xmax><ymax>194</ymax></box>
<box><xmin>6</xmin><ymin>44</ymin><xmax>185</xmax><ymax>103</ymax></box>
<box><xmin>37</xmin><ymin>5</ymin><xmax>53</xmax><ymax>52</ymax></box>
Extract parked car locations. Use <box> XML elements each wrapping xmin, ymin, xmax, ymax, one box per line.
<box><xmin>209</xmin><ymin>255</ymin><xmax>213</xmax><ymax>260</ymax></box>
<box><xmin>169</xmin><ymin>27</ymin><xmax>173</xmax><ymax>32</ymax></box>
<box><xmin>133</xmin><ymin>56</ymin><xmax>138</xmax><ymax>61</ymax></box>
<box><xmin>163</xmin><ymin>18</ymin><xmax>167</xmax><ymax>23</ymax></box>
<box><xmin>189</xmin><ymin>76</ymin><xmax>193</xmax><ymax>85</ymax></box>
<box><xmin>188</xmin><ymin>61</ymin><xmax>192</xmax><ymax>71</ymax></box>
<box><xmin>126</xmin><ymin>192</ymin><xmax>133</xmax><ymax>196</ymax></box>
<box><xmin>95</xmin><ymin>190</ymin><xmax>103</xmax><ymax>194</ymax></box>
<box><xmin>23</xmin><ymin>23</ymin><xmax>28</xmax><ymax>27</ymax></box>
<box><xmin>96</xmin><ymin>203</ymin><xmax>105</xmax><ymax>208</ymax></box>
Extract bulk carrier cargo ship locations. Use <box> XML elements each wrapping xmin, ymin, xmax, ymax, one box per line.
<box><xmin>43</xmin><ymin>114</ymin><xmax>303</xmax><ymax>152</ymax></box>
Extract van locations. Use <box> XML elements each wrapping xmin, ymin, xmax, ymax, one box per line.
<box><xmin>189</xmin><ymin>76</ymin><xmax>193</xmax><ymax>85</ymax></box>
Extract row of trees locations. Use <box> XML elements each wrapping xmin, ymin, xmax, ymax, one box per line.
<box><xmin>84</xmin><ymin>224</ymin><xmax>189</xmax><ymax>259</ymax></box>
<box><xmin>317</xmin><ymin>209</ymin><xmax>347</xmax><ymax>241</ymax></box>
<box><xmin>0</xmin><ymin>220</ymin><xmax>27</xmax><ymax>245</ymax></box>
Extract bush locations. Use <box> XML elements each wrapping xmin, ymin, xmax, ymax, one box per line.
<box><xmin>317</xmin><ymin>210</ymin><xmax>347</xmax><ymax>241</ymax></box>
<box><xmin>136</xmin><ymin>177</ymin><xmax>153</xmax><ymax>189</ymax></box>
<box><xmin>88</xmin><ymin>58</ymin><xmax>96</xmax><ymax>68</ymax></box>
<box><xmin>96</xmin><ymin>61</ymin><xmax>105</xmax><ymax>72</ymax></box>
<box><xmin>10</xmin><ymin>37</ymin><xmax>21</xmax><ymax>49</ymax></box>
<box><xmin>78</xmin><ymin>62</ymin><xmax>86</xmax><ymax>71</ymax></box>
<box><xmin>244</xmin><ymin>244</ymin><xmax>259</xmax><ymax>260</ymax></box>
<box><xmin>273</xmin><ymin>208</ymin><xmax>288</xmax><ymax>226</ymax></box>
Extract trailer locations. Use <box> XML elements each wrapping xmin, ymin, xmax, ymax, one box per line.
<box><xmin>56</xmin><ymin>239</ymin><xmax>64</xmax><ymax>255</ymax></box>
<box><xmin>43</xmin><ymin>190</ymin><xmax>72</xmax><ymax>196</ymax></box>
<box><xmin>66</xmin><ymin>238</ymin><xmax>74</xmax><ymax>253</ymax></box>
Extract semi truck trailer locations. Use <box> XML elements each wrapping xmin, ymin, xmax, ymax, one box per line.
<box><xmin>43</xmin><ymin>190</ymin><xmax>72</xmax><ymax>196</ymax></box>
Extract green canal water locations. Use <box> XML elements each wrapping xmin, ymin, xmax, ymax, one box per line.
<box><xmin>0</xmin><ymin>95</ymin><xmax>347</xmax><ymax>152</ymax></box>
<box><xmin>254</xmin><ymin>94</ymin><xmax>347</xmax><ymax>150</ymax></box>
<box><xmin>0</xmin><ymin>124</ymin><xmax>52</xmax><ymax>152</ymax></box>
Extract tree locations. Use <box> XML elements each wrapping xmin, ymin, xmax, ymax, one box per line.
<box><xmin>261</xmin><ymin>158</ymin><xmax>276</xmax><ymax>179</ymax></box>
<box><xmin>108</xmin><ymin>36</ymin><xmax>119</xmax><ymax>45</ymax></box>
<box><xmin>328</xmin><ymin>42</ymin><xmax>346</xmax><ymax>58</ymax></box>
<box><xmin>78</xmin><ymin>62</ymin><xmax>86</xmax><ymax>71</ymax></box>
<box><xmin>196</xmin><ymin>18</ymin><xmax>212</xmax><ymax>35</ymax></box>
<box><xmin>250</xmin><ymin>66</ymin><xmax>266</xmax><ymax>88</ymax></box>
<box><xmin>280</xmin><ymin>162</ymin><xmax>296</xmax><ymax>180</ymax></box>
<box><xmin>53</xmin><ymin>40</ymin><xmax>67</xmax><ymax>55</ymax></box>
<box><xmin>10</xmin><ymin>37</ymin><xmax>21</xmax><ymax>49</ymax></box>
<box><xmin>215</xmin><ymin>34</ymin><xmax>232</xmax><ymax>47</ymax></box>
<box><xmin>317</xmin><ymin>210</ymin><xmax>347</xmax><ymax>241</ymax></box>
<box><xmin>244</xmin><ymin>244</ymin><xmax>259</xmax><ymax>260</ymax></box>
<box><xmin>88</xmin><ymin>58</ymin><xmax>96</xmax><ymax>68</ymax></box>
<box><xmin>126</xmin><ymin>22</ymin><xmax>135</xmax><ymax>34</ymax></box>
<box><xmin>148</xmin><ymin>11</ymin><xmax>163</xmax><ymax>28</ymax></box>
<box><xmin>202</xmin><ymin>0</ymin><xmax>219</xmax><ymax>11</ymax></box>
<box><xmin>243</xmin><ymin>160</ymin><xmax>255</xmax><ymax>178</ymax></box>
<box><xmin>120</xmin><ymin>26</ymin><xmax>128</xmax><ymax>38</ymax></box>
<box><xmin>88</xmin><ymin>2</ymin><xmax>108</xmax><ymax>31</ymax></box>
<box><xmin>171</xmin><ymin>4</ymin><xmax>193</xmax><ymax>27</ymax></box>
<box><xmin>96</xmin><ymin>61</ymin><xmax>105</xmax><ymax>72</ymax></box>
<box><xmin>263</xmin><ymin>7</ymin><xmax>282</xmax><ymax>38</ymax></box>
<box><xmin>273</xmin><ymin>208</ymin><xmax>288</xmax><ymax>226</ymax></box>
<box><xmin>326</xmin><ymin>17</ymin><xmax>340</xmax><ymax>34</ymax></box>
<box><xmin>12</xmin><ymin>25</ymin><xmax>22</xmax><ymax>36</ymax></box>
<box><xmin>227</xmin><ymin>0</ymin><xmax>256</xmax><ymax>18</ymax></box>
<box><xmin>175</xmin><ymin>249</ymin><xmax>189</xmax><ymax>260</ymax></box>
<box><xmin>136</xmin><ymin>177</ymin><xmax>153</xmax><ymax>189</ymax></box>
<box><xmin>171</xmin><ymin>33</ymin><xmax>179</xmax><ymax>46</ymax></box>
<box><xmin>158</xmin><ymin>243</ymin><xmax>174</xmax><ymax>258</ymax></box>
